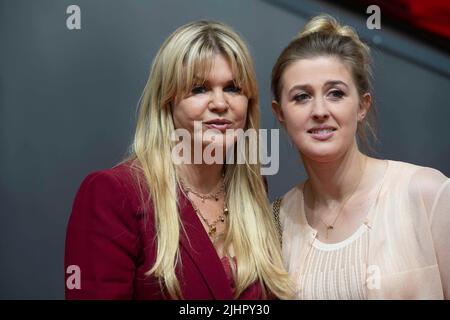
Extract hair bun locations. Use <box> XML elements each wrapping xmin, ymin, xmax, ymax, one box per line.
<box><xmin>297</xmin><ymin>14</ymin><xmax>358</xmax><ymax>40</ymax></box>
<box><xmin>296</xmin><ymin>14</ymin><xmax>370</xmax><ymax>58</ymax></box>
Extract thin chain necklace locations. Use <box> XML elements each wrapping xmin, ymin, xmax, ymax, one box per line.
<box><xmin>181</xmin><ymin>179</ymin><xmax>225</xmax><ymax>202</ymax></box>
<box><xmin>308</xmin><ymin>157</ymin><xmax>367</xmax><ymax>239</ymax></box>
<box><xmin>180</xmin><ymin>178</ymin><xmax>229</xmax><ymax>241</ymax></box>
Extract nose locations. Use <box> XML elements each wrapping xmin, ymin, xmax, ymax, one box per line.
<box><xmin>208</xmin><ymin>89</ymin><xmax>229</xmax><ymax>113</ymax></box>
<box><xmin>311</xmin><ymin>98</ymin><xmax>330</xmax><ymax>121</ymax></box>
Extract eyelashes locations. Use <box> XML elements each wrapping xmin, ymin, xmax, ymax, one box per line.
<box><xmin>191</xmin><ymin>85</ymin><xmax>242</xmax><ymax>95</ymax></box>
<box><xmin>224</xmin><ymin>85</ymin><xmax>242</xmax><ymax>93</ymax></box>
<box><xmin>292</xmin><ymin>89</ymin><xmax>346</xmax><ymax>103</ymax></box>
<box><xmin>293</xmin><ymin>93</ymin><xmax>311</xmax><ymax>103</ymax></box>
<box><xmin>191</xmin><ymin>86</ymin><xmax>207</xmax><ymax>94</ymax></box>
<box><xmin>329</xmin><ymin>89</ymin><xmax>345</xmax><ymax>99</ymax></box>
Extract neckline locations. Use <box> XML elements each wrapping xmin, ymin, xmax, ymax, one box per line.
<box><xmin>176</xmin><ymin>187</ymin><xmax>235</xmax><ymax>299</ymax></box>
<box><xmin>297</xmin><ymin>159</ymin><xmax>390</xmax><ymax>243</ymax></box>
<box><xmin>312</xmin><ymin>223</ymin><xmax>369</xmax><ymax>251</ymax></box>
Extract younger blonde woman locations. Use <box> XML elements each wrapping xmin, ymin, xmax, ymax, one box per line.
<box><xmin>271</xmin><ymin>15</ymin><xmax>449</xmax><ymax>299</ymax></box>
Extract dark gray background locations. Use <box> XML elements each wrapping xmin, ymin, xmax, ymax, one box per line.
<box><xmin>1</xmin><ymin>0</ymin><xmax>449</xmax><ymax>299</ymax></box>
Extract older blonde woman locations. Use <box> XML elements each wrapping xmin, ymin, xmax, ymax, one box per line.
<box><xmin>65</xmin><ymin>20</ymin><xmax>293</xmax><ymax>300</ymax></box>
<box><xmin>271</xmin><ymin>15</ymin><xmax>449</xmax><ymax>299</ymax></box>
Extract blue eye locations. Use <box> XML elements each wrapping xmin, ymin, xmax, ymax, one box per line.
<box><xmin>191</xmin><ymin>86</ymin><xmax>207</xmax><ymax>94</ymax></box>
<box><xmin>224</xmin><ymin>85</ymin><xmax>241</xmax><ymax>93</ymax></box>
<box><xmin>329</xmin><ymin>90</ymin><xmax>345</xmax><ymax>99</ymax></box>
<box><xmin>294</xmin><ymin>93</ymin><xmax>310</xmax><ymax>103</ymax></box>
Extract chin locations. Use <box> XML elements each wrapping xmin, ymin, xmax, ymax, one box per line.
<box><xmin>202</xmin><ymin>136</ymin><xmax>226</xmax><ymax>148</ymax></box>
<box><xmin>299</xmin><ymin>144</ymin><xmax>345</xmax><ymax>163</ymax></box>
<box><xmin>202</xmin><ymin>135</ymin><xmax>235</xmax><ymax>150</ymax></box>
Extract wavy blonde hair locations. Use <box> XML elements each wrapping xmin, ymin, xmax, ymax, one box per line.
<box><xmin>122</xmin><ymin>20</ymin><xmax>293</xmax><ymax>299</ymax></box>
<box><xmin>272</xmin><ymin>14</ymin><xmax>377</xmax><ymax>153</ymax></box>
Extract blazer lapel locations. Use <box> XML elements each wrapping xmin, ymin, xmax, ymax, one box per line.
<box><xmin>178</xmin><ymin>189</ymin><xmax>233</xmax><ymax>300</ymax></box>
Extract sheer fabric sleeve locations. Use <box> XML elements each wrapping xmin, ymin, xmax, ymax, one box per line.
<box><xmin>410</xmin><ymin>167</ymin><xmax>450</xmax><ymax>299</ymax></box>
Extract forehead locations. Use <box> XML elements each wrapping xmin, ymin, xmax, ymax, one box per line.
<box><xmin>186</xmin><ymin>53</ymin><xmax>238</xmax><ymax>85</ymax></box>
<box><xmin>199</xmin><ymin>54</ymin><xmax>234</xmax><ymax>81</ymax></box>
<box><xmin>282</xmin><ymin>56</ymin><xmax>353</xmax><ymax>89</ymax></box>
<box><xmin>175</xmin><ymin>52</ymin><xmax>248</xmax><ymax>102</ymax></box>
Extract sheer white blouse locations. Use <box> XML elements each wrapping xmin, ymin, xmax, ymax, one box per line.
<box><xmin>278</xmin><ymin>160</ymin><xmax>449</xmax><ymax>299</ymax></box>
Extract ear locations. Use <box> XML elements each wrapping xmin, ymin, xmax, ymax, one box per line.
<box><xmin>272</xmin><ymin>100</ymin><xmax>285</xmax><ymax>125</ymax></box>
<box><xmin>358</xmin><ymin>93</ymin><xmax>371</xmax><ymax>122</ymax></box>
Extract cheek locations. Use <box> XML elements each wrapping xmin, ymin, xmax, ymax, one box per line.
<box><xmin>173</xmin><ymin>99</ymin><xmax>208</xmax><ymax>128</ymax></box>
<box><xmin>171</xmin><ymin>107</ymin><xmax>183</xmax><ymax>129</ymax></box>
<box><xmin>336</xmin><ymin>108</ymin><xmax>359</xmax><ymax>133</ymax></box>
<box><xmin>172</xmin><ymin>107</ymin><xmax>191</xmax><ymax>130</ymax></box>
<box><xmin>233</xmin><ymin>97</ymin><xmax>249</xmax><ymax>127</ymax></box>
<box><xmin>283</xmin><ymin>108</ymin><xmax>308</xmax><ymax>132</ymax></box>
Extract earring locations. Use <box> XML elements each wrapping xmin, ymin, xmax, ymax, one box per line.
<box><xmin>359</xmin><ymin>113</ymin><xmax>366</xmax><ymax>121</ymax></box>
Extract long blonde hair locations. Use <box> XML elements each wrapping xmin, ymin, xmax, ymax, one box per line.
<box><xmin>271</xmin><ymin>14</ymin><xmax>377</xmax><ymax>153</ymax></box>
<box><xmin>122</xmin><ymin>20</ymin><xmax>293</xmax><ymax>299</ymax></box>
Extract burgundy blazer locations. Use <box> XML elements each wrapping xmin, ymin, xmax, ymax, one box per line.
<box><xmin>65</xmin><ymin>163</ymin><xmax>264</xmax><ymax>299</ymax></box>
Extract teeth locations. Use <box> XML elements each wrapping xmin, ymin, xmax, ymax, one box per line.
<box><xmin>311</xmin><ymin>129</ymin><xmax>333</xmax><ymax>134</ymax></box>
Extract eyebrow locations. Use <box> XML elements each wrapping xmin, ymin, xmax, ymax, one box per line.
<box><xmin>287</xmin><ymin>80</ymin><xmax>349</xmax><ymax>95</ymax></box>
<box><xmin>325</xmin><ymin>80</ymin><xmax>348</xmax><ymax>88</ymax></box>
<box><xmin>192</xmin><ymin>78</ymin><xmax>237</xmax><ymax>86</ymax></box>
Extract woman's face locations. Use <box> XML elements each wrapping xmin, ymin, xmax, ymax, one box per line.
<box><xmin>272</xmin><ymin>56</ymin><xmax>370</xmax><ymax>162</ymax></box>
<box><xmin>172</xmin><ymin>54</ymin><xmax>249</xmax><ymax>152</ymax></box>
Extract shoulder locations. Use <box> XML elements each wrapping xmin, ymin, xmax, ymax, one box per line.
<box><xmin>83</xmin><ymin>161</ymin><xmax>136</xmax><ymax>185</ymax></box>
<box><xmin>411</xmin><ymin>164</ymin><xmax>449</xmax><ymax>215</ymax></box>
<box><xmin>386</xmin><ymin>160</ymin><xmax>447</xmax><ymax>188</ymax></box>
<box><xmin>77</xmin><ymin>161</ymin><xmax>143</xmax><ymax>200</ymax></box>
<box><xmin>71</xmin><ymin>161</ymin><xmax>148</xmax><ymax>224</ymax></box>
<box><xmin>272</xmin><ymin>183</ymin><xmax>304</xmax><ymax>223</ymax></box>
<box><xmin>410</xmin><ymin>165</ymin><xmax>448</xmax><ymax>190</ymax></box>
<box><xmin>272</xmin><ymin>183</ymin><xmax>302</xmax><ymax>207</ymax></box>
<box><xmin>386</xmin><ymin>159</ymin><xmax>430</xmax><ymax>177</ymax></box>
<box><xmin>282</xmin><ymin>183</ymin><xmax>304</xmax><ymax>204</ymax></box>
<box><xmin>402</xmin><ymin>161</ymin><xmax>448</xmax><ymax>197</ymax></box>
<box><xmin>388</xmin><ymin>160</ymin><xmax>449</xmax><ymax>214</ymax></box>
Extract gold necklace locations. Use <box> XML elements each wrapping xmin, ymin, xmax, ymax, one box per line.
<box><xmin>180</xmin><ymin>179</ymin><xmax>229</xmax><ymax>240</ymax></box>
<box><xmin>180</xmin><ymin>179</ymin><xmax>225</xmax><ymax>202</ymax></box>
<box><xmin>309</xmin><ymin>157</ymin><xmax>367</xmax><ymax>239</ymax></box>
<box><xmin>190</xmin><ymin>199</ymin><xmax>229</xmax><ymax>240</ymax></box>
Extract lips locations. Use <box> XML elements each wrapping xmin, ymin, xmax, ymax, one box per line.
<box><xmin>204</xmin><ymin>118</ymin><xmax>232</xmax><ymax>131</ymax></box>
<box><xmin>307</xmin><ymin>125</ymin><xmax>337</xmax><ymax>141</ymax></box>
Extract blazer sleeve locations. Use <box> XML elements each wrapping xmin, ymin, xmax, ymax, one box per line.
<box><xmin>64</xmin><ymin>171</ymin><xmax>141</xmax><ymax>299</ymax></box>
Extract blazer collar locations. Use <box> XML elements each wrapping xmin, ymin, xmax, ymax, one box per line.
<box><xmin>177</xmin><ymin>188</ymin><xmax>234</xmax><ymax>300</ymax></box>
